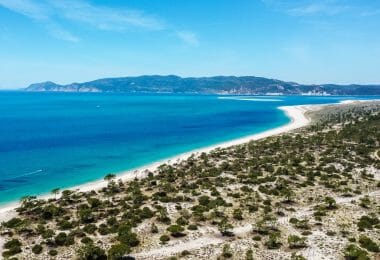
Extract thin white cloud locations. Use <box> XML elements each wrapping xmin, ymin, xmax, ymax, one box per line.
<box><xmin>49</xmin><ymin>0</ymin><xmax>164</xmax><ymax>31</ymax></box>
<box><xmin>288</xmin><ymin>3</ymin><xmax>350</xmax><ymax>16</ymax></box>
<box><xmin>176</xmin><ymin>31</ymin><xmax>200</xmax><ymax>47</ymax></box>
<box><xmin>0</xmin><ymin>0</ymin><xmax>49</xmax><ymax>20</ymax></box>
<box><xmin>0</xmin><ymin>0</ymin><xmax>165</xmax><ymax>42</ymax></box>
<box><xmin>262</xmin><ymin>0</ymin><xmax>367</xmax><ymax>17</ymax></box>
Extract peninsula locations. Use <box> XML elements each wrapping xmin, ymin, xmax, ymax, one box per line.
<box><xmin>24</xmin><ymin>75</ymin><xmax>380</xmax><ymax>96</ymax></box>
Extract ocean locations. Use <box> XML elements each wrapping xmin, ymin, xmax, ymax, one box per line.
<box><xmin>0</xmin><ymin>92</ymin><xmax>378</xmax><ymax>205</ymax></box>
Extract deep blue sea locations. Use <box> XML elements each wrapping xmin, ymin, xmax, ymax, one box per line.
<box><xmin>0</xmin><ymin>92</ymin><xmax>379</xmax><ymax>205</ymax></box>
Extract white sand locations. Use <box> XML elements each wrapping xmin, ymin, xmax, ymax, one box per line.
<box><xmin>4</xmin><ymin>99</ymin><xmax>377</xmax><ymax>222</ymax></box>
<box><xmin>46</xmin><ymin>104</ymin><xmax>315</xmax><ymax>194</ymax></box>
<box><xmin>3</xmin><ymin>99</ymin><xmax>379</xmax><ymax>219</ymax></box>
<box><xmin>1</xmin><ymin>99</ymin><xmax>377</xmax><ymax>253</ymax></box>
<box><xmin>0</xmin><ymin>104</ymin><xmax>318</xmax><ymax>228</ymax></box>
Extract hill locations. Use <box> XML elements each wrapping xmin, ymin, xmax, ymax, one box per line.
<box><xmin>25</xmin><ymin>75</ymin><xmax>380</xmax><ymax>95</ymax></box>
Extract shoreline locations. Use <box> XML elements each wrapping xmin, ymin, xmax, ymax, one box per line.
<box><xmin>0</xmin><ymin>104</ymin><xmax>317</xmax><ymax>218</ymax></box>
<box><xmin>1</xmin><ymin>99</ymin><xmax>376</xmax><ymax>218</ymax></box>
<box><xmin>1</xmin><ymin>99</ymin><xmax>378</xmax><ymax>253</ymax></box>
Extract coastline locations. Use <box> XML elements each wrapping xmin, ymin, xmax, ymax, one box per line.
<box><xmin>2</xmin><ymin>99</ymin><xmax>378</xmax><ymax>252</ymax></box>
<box><xmin>2</xmin><ymin>99</ymin><xmax>378</xmax><ymax>218</ymax></box>
<box><xmin>0</xmin><ymin>104</ymin><xmax>317</xmax><ymax>219</ymax></box>
<box><xmin>5</xmin><ymin>99</ymin><xmax>378</xmax><ymax>218</ymax></box>
<box><xmin>1</xmin><ymin>99</ymin><xmax>378</xmax><ymax>217</ymax></box>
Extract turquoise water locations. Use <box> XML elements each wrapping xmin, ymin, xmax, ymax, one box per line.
<box><xmin>0</xmin><ymin>93</ymin><xmax>378</xmax><ymax>205</ymax></box>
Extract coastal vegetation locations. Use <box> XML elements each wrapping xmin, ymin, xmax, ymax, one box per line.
<box><xmin>1</xmin><ymin>102</ymin><xmax>379</xmax><ymax>259</ymax></box>
<box><xmin>25</xmin><ymin>75</ymin><xmax>380</xmax><ymax>95</ymax></box>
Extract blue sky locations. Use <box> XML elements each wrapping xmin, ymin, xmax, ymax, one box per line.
<box><xmin>1</xmin><ymin>0</ymin><xmax>380</xmax><ymax>89</ymax></box>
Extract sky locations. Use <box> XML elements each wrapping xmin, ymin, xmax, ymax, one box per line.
<box><xmin>0</xmin><ymin>0</ymin><xmax>380</xmax><ymax>89</ymax></box>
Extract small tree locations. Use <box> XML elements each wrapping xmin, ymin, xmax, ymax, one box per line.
<box><xmin>167</xmin><ymin>225</ymin><xmax>186</xmax><ymax>237</ymax></box>
<box><xmin>107</xmin><ymin>243</ymin><xmax>130</xmax><ymax>260</ymax></box>
<box><xmin>104</xmin><ymin>173</ymin><xmax>116</xmax><ymax>182</ymax></box>
<box><xmin>218</xmin><ymin>218</ymin><xmax>234</xmax><ymax>236</ymax></box>
<box><xmin>222</xmin><ymin>244</ymin><xmax>233</xmax><ymax>258</ymax></box>
<box><xmin>233</xmin><ymin>209</ymin><xmax>243</xmax><ymax>220</ymax></box>
<box><xmin>51</xmin><ymin>188</ymin><xmax>60</xmax><ymax>199</ymax></box>
<box><xmin>343</xmin><ymin>244</ymin><xmax>370</xmax><ymax>260</ymax></box>
<box><xmin>265</xmin><ymin>232</ymin><xmax>282</xmax><ymax>249</ymax></box>
<box><xmin>77</xmin><ymin>244</ymin><xmax>107</xmax><ymax>260</ymax></box>
<box><xmin>159</xmin><ymin>234</ymin><xmax>170</xmax><ymax>244</ymax></box>
<box><xmin>324</xmin><ymin>196</ymin><xmax>337</xmax><ymax>209</ymax></box>
<box><xmin>246</xmin><ymin>249</ymin><xmax>254</xmax><ymax>260</ymax></box>
<box><xmin>288</xmin><ymin>235</ymin><xmax>307</xmax><ymax>249</ymax></box>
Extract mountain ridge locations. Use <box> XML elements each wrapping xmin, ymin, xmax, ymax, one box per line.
<box><xmin>24</xmin><ymin>75</ymin><xmax>380</xmax><ymax>95</ymax></box>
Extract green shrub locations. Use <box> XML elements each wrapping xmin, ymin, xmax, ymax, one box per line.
<box><xmin>288</xmin><ymin>235</ymin><xmax>307</xmax><ymax>249</ymax></box>
<box><xmin>41</xmin><ymin>205</ymin><xmax>63</xmax><ymax>220</ymax></box>
<box><xmin>32</xmin><ymin>244</ymin><xmax>43</xmax><ymax>254</ymax></box>
<box><xmin>49</xmin><ymin>249</ymin><xmax>58</xmax><ymax>256</ymax></box>
<box><xmin>167</xmin><ymin>225</ymin><xmax>185</xmax><ymax>237</ymax></box>
<box><xmin>77</xmin><ymin>244</ymin><xmax>107</xmax><ymax>260</ymax></box>
<box><xmin>343</xmin><ymin>244</ymin><xmax>370</xmax><ymax>260</ymax></box>
<box><xmin>54</xmin><ymin>232</ymin><xmax>68</xmax><ymax>246</ymax></box>
<box><xmin>357</xmin><ymin>215</ymin><xmax>379</xmax><ymax>230</ymax></box>
<box><xmin>252</xmin><ymin>235</ymin><xmax>261</xmax><ymax>241</ymax></box>
<box><xmin>107</xmin><ymin>243</ymin><xmax>130</xmax><ymax>260</ymax></box>
<box><xmin>98</xmin><ymin>224</ymin><xmax>110</xmax><ymax>235</ymax></box>
<box><xmin>160</xmin><ymin>234</ymin><xmax>170</xmax><ymax>244</ymax></box>
<box><xmin>359</xmin><ymin>235</ymin><xmax>379</xmax><ymax>252</ymax></box>
<box><xmin>246</xmin><ymin>249</ymin><xmax>254</xmax><ymax>260</ymax></box>
<box><xmin>42</xmin><ymin>228</ymin><xmax>55</xmax><ymax>239</ymax></box>
<box><xmin>78</xmin><ymin>208</ymin><xmax>95</xmax><ymax>223</ymax></box>
<box><xmin>2</xmin><ymin>245</ymin><xmax>22</xmax><ymax>258</ymax></box>
<box><xmin>3</xmin><ymin>218</ymin><xmax>23</xmax><ymax>228</ymax></box>
<box><xmin>188</xmin><ymin>224</ymin><xmax>198</xmax><ymax>230</ymax></box>
<box><xmin>83</xmin><ymin>224</ymin><xmax>97</xmax><ymax>234</ymax></box>
<box><xmin>265</xmin><ymin>232</ymin><xmax>282</xmax><ymax>249</ymax></box>
<box><xmin>117</xmin><ymin>223</ymin><xmax>140</xmax><ymax>247</ymax></box>
<box><xmin>4</xmin><ymin>239</ymin><xmax>21</xmax><ymax>249</ymax></box>
<box><xmin>291</xmin><ymin>253</ymin><xmax>306</xmax><ymax>260</ymax></box>
<box><xmin>81</xmin><ymin>236</ymin><xmax>93</xmax><ymax>244</ymax></box>
<box><xmin>222</xmin><ymin>244</ymin><xmax>233</xmax><ymax>258</ymax></box>
<box><xmin>150</xmin><ymin>223</ymin><xmax>158</xmax><ymax>233</ymax></box>
<box><xmin>57</xmin><ymin>219</ymin><xmax>74</xmax><ymax>230</ymax></box>
<box><xmin>176</xmin><ymin>216</ymin><xmax>189</xmax><ymax>226</ymax></box>
<box><xmin>233</xmin><ymin>209</ymin><xmax>243</xmax><ymax>220</ymax></box>
<box><xmin>348</xmin><ymin>237</ymin><xmax>356</xmax><ymax>242</ymax></box>
<box><xmin>118</xmin><ymin>231</ymin><xmax>139</xmax><ymax>247</ymax></box>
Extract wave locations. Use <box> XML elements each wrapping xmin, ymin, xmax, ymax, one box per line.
<box><xmin>218</xmin><ymin>96</ymin><xmax>283</xmax><ymax>102</ymax></box>
<box><xmin>20</xmin><ymin>169</ymin><xmax>43</xmax><ymax>177</ymax></box>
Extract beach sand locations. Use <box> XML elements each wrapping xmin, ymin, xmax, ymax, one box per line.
<box><xmin>4</xmin><ymin>99</ymin><xmax>375</xmax><ymax>248</ymax></box>
<box><xmin>0</xmin><ymin>99</ymin><xmax>378</xmax><ymax>255</ymax></box>
<box><xmin>0</xmin><ymin>104</ymin><xmax>317</xmax><ymax>221</ymax></box>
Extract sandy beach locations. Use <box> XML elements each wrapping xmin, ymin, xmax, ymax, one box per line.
<box><xmin>3</xmin><ymin>99</ymin><xmax>378</xmax><ymax>219</ymax></box>
<box><xmin>0</xmin><ymin>104</ymin><xmax>313</xmax><ymax>254</ymax></box>
<box><xmin>4</xmin><ymin>99</ymin><xmax>377</xmax><ymax>221</ymax></box>
<box><xmin>0</xmin><ymin>104</ymin><xmax>317</xmax><ymax>222</ymax></box>
<box><xmin>2</xmin><ymin>99</ymin><xmax>377</xmax><ymax>221</ymax></box>
<box><xmin>0</xmin><ymin>99</ymin><xmax>378</xmax><ymax>256</ymax></box>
